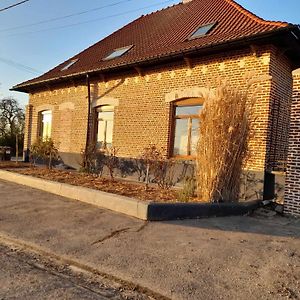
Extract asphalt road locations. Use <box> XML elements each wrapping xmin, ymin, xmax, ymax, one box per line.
<box><xmin>0</xmin><ymin>243</ymin><xmax>149</xmax><ymax>300</ymax></box>
<box><xmin>0</xmin><ymin>179</ymin><xmax>300</xmax><ymax>300</ymax></box>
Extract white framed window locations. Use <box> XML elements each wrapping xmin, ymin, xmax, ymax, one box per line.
<box><xmin>95</xmin><ymin>105</ymin><xmax>114</xmax><ymax>149</ymax></box>
<box><xmin>172</xmin><ymin>99</ymin><xmax>203</xmax><ymax>158</ymax></box>
<box><xmin>40</xmin><ymin>110</ymin><xmax>52</xmax><ymax>140</ymax></box>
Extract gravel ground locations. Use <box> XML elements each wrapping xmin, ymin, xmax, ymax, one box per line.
<box><xmin>0</xmin><ymin>179</ymin><xmax>300</xmax><ymax>300</ymax></box>
<box><xmin>0</xmin><ymin>243</ymin><xmax>151</xmax><ymax>300</ymax></box>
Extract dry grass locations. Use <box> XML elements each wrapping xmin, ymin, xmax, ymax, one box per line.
<box><xmin>196</xmin><ymin>74</ymin><xmax>270</xmax><ymax>202</ymax></box>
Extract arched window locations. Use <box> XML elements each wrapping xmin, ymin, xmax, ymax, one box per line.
<box><xmin>171</xmin><ymin>98</ymin><xmax>203</xmax><ymax>158</ymax></box>
<box><xmin>39</xmin><ymin>110</ymin><xmax>52</xmax><ymax>140</ymax></box>
<box><xmin>94</xmin><ymin>105</ymin><xmax>114</xmax><ymax>149</ymax></box>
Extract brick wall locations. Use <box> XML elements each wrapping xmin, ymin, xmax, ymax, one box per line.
<box><xmin>26</xmin><ymin>85</ymin><xmax>89</xmax><ymax>155</ymax></box>
<box><xmin>25</xmin><ymin>45</ymin><xmax>293</xmax><ymax>172</ymax></box>
<box><xmin>284</xmin><ymin>70</ymin><xmax>300</xmax><ymax>217</ymax></box>
<box><xmin>267</xmin><ymin>48</ymin><xmax>293</xmax><ymax>171</ymax></box>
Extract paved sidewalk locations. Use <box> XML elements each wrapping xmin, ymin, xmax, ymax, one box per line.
<box><xmin>0</xmin><ymin>179</ymin><xmax>299</xmax><ymax>300</ymax></box>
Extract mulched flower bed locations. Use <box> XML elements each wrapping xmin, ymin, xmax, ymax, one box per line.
<box><xmin>7</xmin><ymin>167</ymin><xmax>190</xmax><ymax>203</ymax></box>
<box><xmin>0</xmin><ymin>162</ymin><xmax>30</xmax><ymax>169</ymax></box>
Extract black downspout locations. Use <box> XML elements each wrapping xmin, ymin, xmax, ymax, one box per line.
<box><xmin>85</xmin><ymin>74</ymin><xmax>91</xmax><ymax>160</ymax></box>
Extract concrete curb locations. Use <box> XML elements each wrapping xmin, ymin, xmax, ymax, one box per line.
<box><xmin>0</xmin><ymin>170</ymin><xmax>261</xmax><ymax>220</ymax></box>
<box><xmin>0</xmin><ymin>170</ymin><xmax>149</xmax><ymax>220</ymax></box>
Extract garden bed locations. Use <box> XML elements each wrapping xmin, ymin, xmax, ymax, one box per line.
<box><xmin>0</xmin><ymin>162</ymin><xmax>30</xmax><ymax>169</ymax></box>
<box><xmin>0</xmin><ymin>168</ymin><xmax>262</xmax><ymax>220</ymax></box>
<box><xmin>7</xmin><ymin>167</ymin><xmax>193</xmax><ymax>203</ymax></box>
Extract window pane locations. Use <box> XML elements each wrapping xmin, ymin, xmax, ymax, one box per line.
<box><xmin>97</xmin><ymin>120</ymin><xmax>106</xmax><ymax>143</ymax></box>
<box><xmin>173</xmin><ymin>103</ymin><xmax>203</xmax><ymax>157</ymax></box>
<box><xmin>190</xmin><ymin>23</ymin><xmax>215</xmax><ymax>39</ymax></box>
<box><xmin>61</xmin><ymin>59</ymin><xmax>78</xmax><ymax>71</ymax></box>
<box><xmin>191</xmin><ymin>118</ymin><xmax>199</xmax><ymax>155</ymax></box>
<box><xmin>96</xmin><ymin>106</ymin><xmax>114</xmax><ymax>148</ymax></box>
<box><xmin>103</xmin><ymin>46</ymin><xmax>133</xmax><ymax>61</ymax></box>
<box><xmin>106</xmin><ymin>120</ymin><xmax>113</xmax><ymax>145</ymax></box>
<box><xmin>106</xmin><ymin>49</ymin><xmax>127</xmax><ymax>59</ymax></box>
<box><xmin>98</xmin><ymin>111</ymin><xmax>114</xmax><ymax>121</ymax></box>
<box><xmin>41</xmin><ymin>110</ymin><xmax>52</xmax><ymax>139</ymax></box>
<box><xmin>176</xmin><ymin>105</ymin><xmax>202</xmax><ymax>116</ymax></box>
<box><xmin>174</xmin><ymin>119</ymin><xmax>188</xmax><ymax>156</ymax></box>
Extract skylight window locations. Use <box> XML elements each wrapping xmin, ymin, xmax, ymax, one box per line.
<box><xmin>103</xmin><ymin>45</ymin><xmax>133</xmax><ymax>61</ymax></box>
<box><xmin>61</xmin><ymin>59</ymin><xmax>78</xmax><ymax>71</ymax></box>
<box><xmin>189</xmin><ymin>23</ymin><xmax>216</xmax><ymax>40</ymax></box>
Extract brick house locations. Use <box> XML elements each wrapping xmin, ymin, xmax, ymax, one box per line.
<box><xmin>12</xmin><ymin>0</ymin><xmax>300</xmax><ymax>206</ymax></box>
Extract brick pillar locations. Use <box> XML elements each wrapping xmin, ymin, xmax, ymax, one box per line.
<box><xmin>284</xmin><ymin>72</ymin><xmax>300</xmax><ymax>216</ymax></box>
<box><xmin>23</xmin><ymin>104</ymin><xmax>33</xmax><ymax>162</ymax></box>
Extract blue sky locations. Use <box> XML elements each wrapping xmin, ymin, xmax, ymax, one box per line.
<box><xmin>0</xmin><ymin>0</ymin><xmax>299</xmax><ymax>107</ymax></box>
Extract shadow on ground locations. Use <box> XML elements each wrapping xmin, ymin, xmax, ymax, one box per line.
<box><xmin>163</xmin><ymin>214</ymin><xmax>300</xmax><ymax>239</ymax></box>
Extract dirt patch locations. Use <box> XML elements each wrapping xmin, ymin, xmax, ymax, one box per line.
<box><xmin>7</xmin><ymin>167</ymin><xmax>198</xmax><ymax>203</ymax></box>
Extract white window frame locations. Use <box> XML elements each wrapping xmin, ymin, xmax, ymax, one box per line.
<box><xmin>40</xmin><ymin>110</ymin><xmax>52</xmax><ymax>140</ymax></box>
<box><xmin>94</xmin><ymin>105</ymin><xmax>114</xmax><ymax>149</ymax></box>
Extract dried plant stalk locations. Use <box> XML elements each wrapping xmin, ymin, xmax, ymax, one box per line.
<box><xmin>196</xmin><ymin>74</ymin><xmax>269</xmax><ymax>202</ymax></box>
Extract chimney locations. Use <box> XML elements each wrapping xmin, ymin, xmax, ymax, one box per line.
<box><xmin>182</xmin><ymin>0</ymin><xmax>193</xmax><ymax>3</ymax></box>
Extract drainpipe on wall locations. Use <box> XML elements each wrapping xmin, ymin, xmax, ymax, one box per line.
<box><xmin>85</xmin><ymin>74</ymin><xmax>91</xmax><ymax>161</ymax></box>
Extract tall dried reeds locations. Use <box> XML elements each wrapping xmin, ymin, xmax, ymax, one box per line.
<box><xmin>196</xmin><ymin>73</ymin><xmax>270</xmax><ymax>202</ymax></box>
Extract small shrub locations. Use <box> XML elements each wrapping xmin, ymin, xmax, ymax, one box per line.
<box><xmin>80</xmin><ymin>144</ymin><xmax>94</xmax><ymax>173</ymax></box>
<box><xmin>80</xmin><ymin>144</ymin><xmax>105</xmax><ymax>175</ymax></box>
<box><xmin>132</xmin><ymin>157</ymin><xmax>147</xmax><ymax>181</ymax></box>
<box><xmin>153</xmin><ymin>159</ymin><xmax>177</xmax><ymax>190</ymax></box>
<box><xmin>103</xmin><ymin>146</ymin><xmax>119</xmax><ymax>180</ymax></box>
<box><xmin>30</xmin><ymin>138</ymin><xmax>58</xmax><ymax>169</ymax></box>
<box><xmin>81</xmin><ymin>145</ymin><xmax>118</xmax><ymax>179</ymax></box>
<box><xmin>29</xmin><ymin>141</ymin><xmax>40</xmax><ymax>166</ymax></box>
<box><xmin>177</xmin><ymin>176</ymin><xmax>196</xmax><ymax>202</ymax></box>
<box><xmin>140</xmin><ymin>144</ymin><xmax>177</xmax><ymax>190</ymax></box>
<box><xmin>140</xmin><ymin>144</ymin><xmax>164</xmax><ymax>190</ymax></box>
<box><xmin>119</xmin><ymin>158</ymin><xmax>138</xmax><ymax>178</ymax></box>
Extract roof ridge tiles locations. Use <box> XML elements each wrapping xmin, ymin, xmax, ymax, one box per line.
<box><xmin>141</xmin><ymin>1</ymin><xmax>182</xmax><ymax>17</ymax></box>
<box><xmin>224</xmin><ymin>0</ymin><xmax>288</xmax><ymax>28</ymax></box>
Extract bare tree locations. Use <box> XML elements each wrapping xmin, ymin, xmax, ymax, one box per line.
<box><xmin>0</xmin><ymin>97</ymin><xmax>25</xmax><ymax>158</ymax></box>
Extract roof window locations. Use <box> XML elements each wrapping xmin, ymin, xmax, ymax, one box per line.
<box><xmin>189</xmin><ymin>23</ymin><xmax>216</xmax><ymax>40</ymax></box>
<box><xmin>61</xmin><ymin>59</ymin><xmax>78</xmax><ymax>71</ymax></box>
<box><xmin>103</xmin><ymin>45</ymin><xmax>133</xmax><ymax>61</ymax></box>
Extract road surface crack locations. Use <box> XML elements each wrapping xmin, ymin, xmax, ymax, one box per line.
<box><xmin>91</xmin><ymin>227</ymin><xmax>130</xmax><ymax>245</ymax></box>
<box><xmin>136</xmin><ymin>222</ymin><xmax>148</xmax><ymax>232</ymax></box>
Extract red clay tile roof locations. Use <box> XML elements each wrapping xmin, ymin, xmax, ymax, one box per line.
<box><xmin>14</xmin><ymin>0</ymin><xmax>292</xmax><ymax>91</ymax></box>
